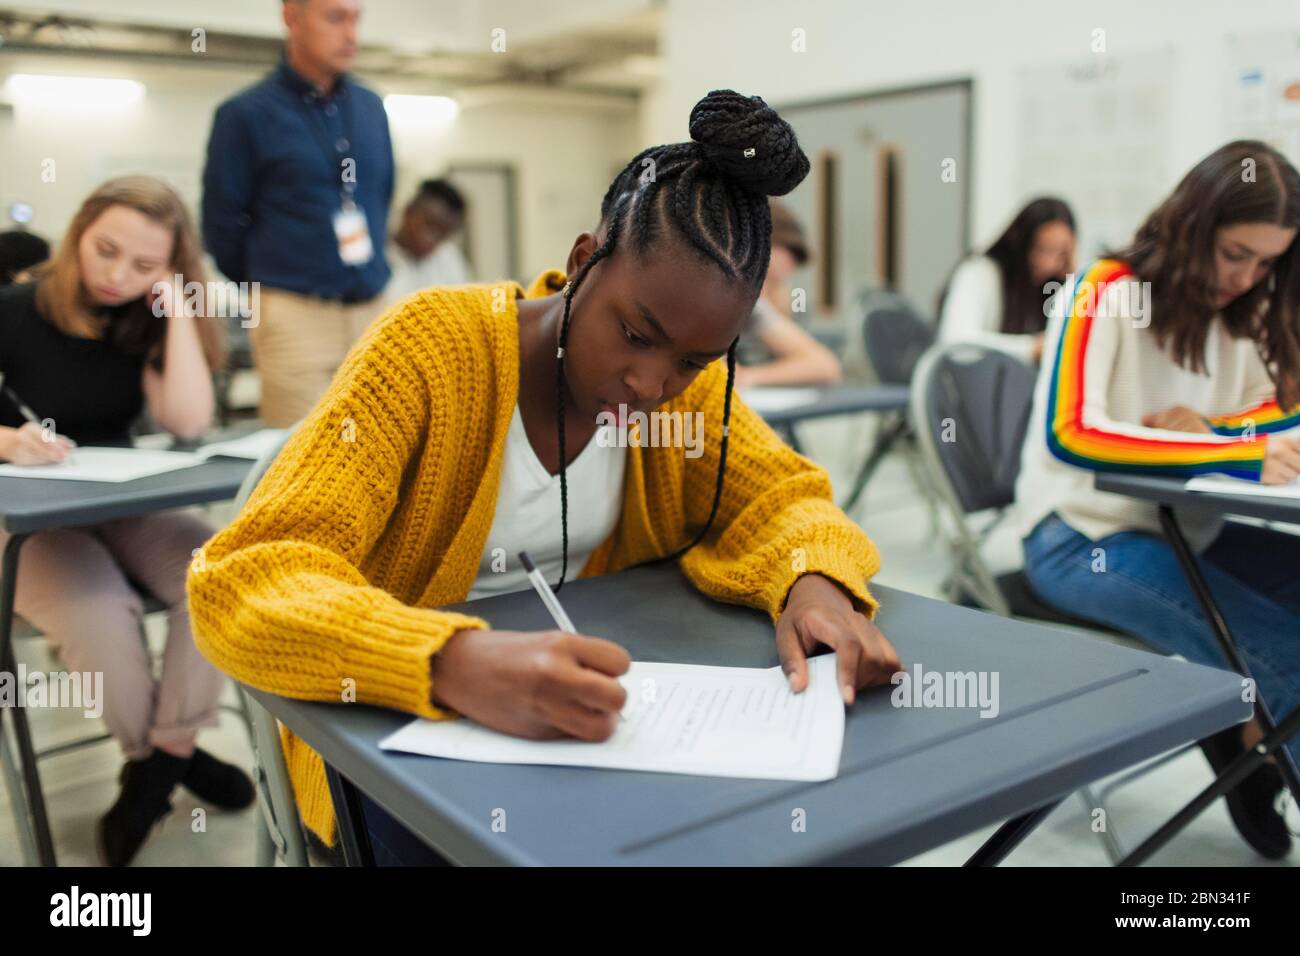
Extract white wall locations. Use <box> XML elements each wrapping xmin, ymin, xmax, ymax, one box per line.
<box><xmin>659</xmin><ymin>0</ymin><xmax>1300</xmax><ymax>249</ymax></box>
<box><xmin>0</xmin><ymin>50</ymin><xmax>640</xmax><ymax>282</ymax></box>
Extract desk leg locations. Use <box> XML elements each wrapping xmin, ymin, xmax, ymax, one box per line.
<box><xmin>962</xmin><ymin>800</ymin><xmax>1061</xmax><ymax>866</ymax></box>
<box><xmin>324</xmin><ymin>763</ymin><xmax>376</xmax><ymax>867</ymax></box>
<box><xmin>0</xmin><ymin>532</ymin><xmax>57</xmax><ymax>866</ymax></box>
<box><xmin>1157</xmin><ymin>505</ymin><xmax>1300</xmax><ymax>796</ymax></box>
<box><xmin>841</xmin><ymin>414</ymin><xmax>907</xmax><ymax>512</ymax></box>
<box><xmin>1119</xmin><ymin>704</ymin><xmax>1300</xmax><ymax>866</ymax></box>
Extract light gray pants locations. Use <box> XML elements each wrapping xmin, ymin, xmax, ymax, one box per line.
<box><xmin>1</xmin><ymin>510</ymin><xmax>224</xmax><ymax>760</ymax></box>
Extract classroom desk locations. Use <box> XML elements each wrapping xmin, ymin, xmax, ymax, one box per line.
<box><xmin>250</xmin><ymin>562</ymin><xmax>1249</xmax><ymax>866</ymax></box>
<box><xmin>0</xmin><ymin>450</ymin><xmax>255</xmax><ymax>866</ymax></box>
<box><xmin>1094</xmin><ymin>472</ymin><xmax>1300</xmax><ymax>864</ymax></box>
<box><xmin>749</xmin><ymin>383</ymin><xmax>910</xmax><ymax>428</ymax></box>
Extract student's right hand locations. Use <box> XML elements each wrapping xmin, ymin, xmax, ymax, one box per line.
<box><xmin>429</xmin><ymin>628</ymin><xmax>630</xmax><ymax>741</ymax></box>
<box><xmin>0</xmin><ymin>422</ymin><xmax>75</xmax><ymax>465</ymax></box>
<box><xmin>1261</xmin><ymin>435</ymin><xmax>1300</xmax><ymax>484</ymax></box>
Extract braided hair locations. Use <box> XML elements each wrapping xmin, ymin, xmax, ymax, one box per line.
<box><xmin>550</xmin><ymin>89</ymin><xmax>809</xmax><ymax>590</ymax></box>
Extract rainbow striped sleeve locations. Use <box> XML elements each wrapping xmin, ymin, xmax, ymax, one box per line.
<box><xmin>1207</xmin><ymin>397</ymin><xmax>1300</xmax><ymax>436</ymax></box>
<box><xmin>1044</xmin><ymin>259</ymin><xmax>1269</xmax><ymax>481</ymax></box>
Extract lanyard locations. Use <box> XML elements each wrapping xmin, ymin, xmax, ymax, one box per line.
<box><xmin>294</xmin><ymin>83</ymin><xmax>358</xmax><ymax>202</ymax></box>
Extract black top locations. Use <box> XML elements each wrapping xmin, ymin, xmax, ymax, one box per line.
<box><xmin>0</xmin><ymin>282</ymin><xmax>146</xmax><ymax>447</ymax></box>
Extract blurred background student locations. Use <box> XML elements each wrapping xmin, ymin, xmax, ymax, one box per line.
<box><xmin>0</xmin><ymin>176</ymin><xmax>251</xmax><ymax>867</ymax></box>
<box><xmin>201</xmin><ymin>0</ymin><xmax>394</xmax><ymax>427</ymax></box>
<box><xmin>938</xmin><ymin>197</ymin><xmax>1077</xmax><ymax>365</ymax></box>
<box><xmin>0</xmin><ymin>230</ymin><xmax>51</xmax><ymax>286</ymax></box>
<box><xmin>384</xmin><ymin>178</ymin><xmax>473</xmax><ymax>304</ymax></box>
<box><xmin>734</xmin><ymin>200</ymin><xmax>841</xmax><ymax>387</ymax></box>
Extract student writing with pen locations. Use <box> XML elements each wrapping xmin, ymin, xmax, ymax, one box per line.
<box><xmin>188</xmin><ymin>91</ymin><xmax>900</xmax><ymax>865</ymax></box>
<box><xmin>0</xmin><ymin>177</ymin><xmax>253</xmax><ymax>867</ymax></box>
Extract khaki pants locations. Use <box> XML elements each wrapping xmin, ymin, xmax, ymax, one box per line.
<box><xmin>248</xmin><ymin>287</ymin><xmax>383</xmax><ymax>427</ymax></box>
<box><xmin>1</xmin><ymin>510</ymin><xmax>222</xmax><ymax>760</ymax></box>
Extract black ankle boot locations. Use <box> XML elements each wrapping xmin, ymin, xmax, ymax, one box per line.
<box><xmin>97</xmin><ymin>750</ymin><xmax>190</xmax><ymax>867</ymax></box>
<box><xmin>1198</xmin><ymin>726</ymin><xmax>1292</xmax><ymax>860</ymax></box>
<box><xmin>180</xmin><ymin>747</ymin><xmax>255</xmax><ymax>810</ymax></box>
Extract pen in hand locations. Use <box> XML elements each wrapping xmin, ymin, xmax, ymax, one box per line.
<box><xmin>517</xmin><ymin>550</ymin><xmax>625</xmax><ymax>721</ymax></box>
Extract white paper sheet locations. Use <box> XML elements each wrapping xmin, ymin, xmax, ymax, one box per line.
<box><xmin>1185</xmin><ymin>474</ymin><xmax>1300</xmax><ymax>499</ymax></box>
<box><xmin>380</xmin><ymin>653</ymin><xmax>846</xmax><ymax>782</ymax></box>
<box><xmin>0</xmin><ymin>447</ymin><xmax>202</xmax><ymax>482</ymax></box>
<box><xmin>737</xmin><ymin>387</ymin><xmax>822</xmax><ymax>414</ymax></box>
<box><xmin>0</xmin><ymin>428</ymin><xmax>288</xmax><ymax>482</ymax></box>
<box><xmin>194</xmin><ymin>428</ymin><xmax>288</xmax><ymax>462</ymax></box>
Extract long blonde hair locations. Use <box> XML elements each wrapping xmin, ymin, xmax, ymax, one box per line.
<box><xmin>35</xmin><ymin>176</ymin><xmax>226</xmax><ymax>372</ymax></box>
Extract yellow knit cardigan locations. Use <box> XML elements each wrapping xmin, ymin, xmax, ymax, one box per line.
<box><xmin>187</xmin><ymin>269</ymin><xmax>883</xmax><ymax>846</ymax></box>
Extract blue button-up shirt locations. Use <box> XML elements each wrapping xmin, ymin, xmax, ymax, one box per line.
<box><xmin>201</xmin><ymin>60</ymin><xmax>394</xmax><ymax>301</ymax></box>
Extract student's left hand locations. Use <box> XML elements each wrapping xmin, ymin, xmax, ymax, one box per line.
<box><xmin>1142</xmin><ymin>405</ymin><xmax>1210</xmax><ymax>433</ymax></box>
<box><xmin>776</xmin><ymin>573</ymin><xmax>901</xmax><ymax>706</ymax></box>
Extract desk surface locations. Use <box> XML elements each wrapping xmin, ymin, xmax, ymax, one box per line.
<box><xmin>0</xmin><ymin>456</ymin><xmax>253</xmax><ymax>534</ymax></box>
<box><xmin>753</xmin><ymin>384</ymin><xmax>910</xmax><ymax>426</ymax></box>
<box><xmin>1096</xmin><ymin>472</ymin><xmax>1300</xmax><ymax>525</ymax></box>
<box><xmin>252</xmin><ymin>563</ymin><xmax>1248</xmax><ymax>866</ymax></box>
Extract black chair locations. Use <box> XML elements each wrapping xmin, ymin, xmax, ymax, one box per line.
<box><xmin>841</xmin><ymin>292</ymin><xmax>936</xmax><ymax>513</ymax></box>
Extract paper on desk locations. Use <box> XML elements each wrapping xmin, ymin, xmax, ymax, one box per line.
<box><xmin>193</xmin><ymin>428</ymin><xmax>288</xmax><ymax>462</ymax></box>
<box><xmin>0</xmin><ymin>447</ymin><xmax>203</xmax><ymax>482</ymax></box>
<box><xmin>737</xmin><ymin>387</ymin><xmax>821</xmax><ymax>414</ymax></box>
<box><xmin>1185</xmin><ymin>474</ymin><xmax>1300</xmax><ymax>499</ymax></box>
<box><xmin>380</xmin><ymin>653</ymin><xmax>846</xmax><ymax>782</ymax></box>
<box><xmin>0</xmin><ymin>428</ymin><xmax>288</xmax><ymax>482</ymax></box>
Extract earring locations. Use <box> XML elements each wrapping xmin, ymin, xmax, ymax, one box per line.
<box><xmin>561</xmin><ymin>281</ymin><xmax>572</xmax><ymax>297</ymax></box>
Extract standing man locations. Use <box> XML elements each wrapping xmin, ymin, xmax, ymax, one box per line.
<box><xmin>202</xmin><ymin>0</ymin><xmax>394</xmax><ymax>427</ymax></box>
<box><xmin>384</xmin><ymin>178</ymin><xmax>473</xmax><ymax>305</ymax></box>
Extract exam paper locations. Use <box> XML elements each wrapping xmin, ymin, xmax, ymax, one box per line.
<box><xmin>380</xmin><ymin>653</ymin><xmax>846</xmax><ymax>782</ymax></box>
<box><xmin>0</xmin><ymin>447</ymin><xmax>202</xmax><ymax>482</ymax></box>
<box><xmin>737</xmin><ymin>386</ymin><xmax>822</xmax><ymax>414</ymax></box>
<box><xmin>1185</xmin><ymin>474</ymin><xmax>1300</xmax><ymax>499</ymax></box>
<box><xmin>0</xmin><ymin>428</ymin><xmax>287</xmax><ymax>482</ymax></box>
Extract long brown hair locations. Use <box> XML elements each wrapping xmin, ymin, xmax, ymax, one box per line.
<box><xmin>34</xmin><ymin>176</ymin><xmax>225</xmax><ymax>373</ymax></box>
<box><xmin>1116</xmin><ymin>140</ymin><xmax>1300</xmax><ymax>406</ymax></box>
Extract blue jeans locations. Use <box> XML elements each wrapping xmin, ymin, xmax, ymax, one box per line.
<box><xmin>1023</xmin><ymin>513</ymin><xmax>1300</xmax><ymax>766</ymax></box>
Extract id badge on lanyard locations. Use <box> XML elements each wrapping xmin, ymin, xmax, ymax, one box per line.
<box><xmin>334</xmin><ymin>192</ymin><xmax>374</xmax><ymax>266</ymax></box>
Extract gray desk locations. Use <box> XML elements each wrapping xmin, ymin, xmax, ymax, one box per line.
<box><xmin>752</xmin><ymin>384</ymin><xmax>909</xmax><ymax>428</ymax></box>
<box><xmin>252</xmin><ymin>563</ymin><xmax>1248</xmax><ymax>866</ymax></box>
<box><xmin>0</xmin><ymin>446</ymin><xmax>255</xmax><ymax>866</ymax></box>
<box><xmin>1094</xmin><ymin>472</ymin><xmax>1300</xmax><ymax>864</ymax></box>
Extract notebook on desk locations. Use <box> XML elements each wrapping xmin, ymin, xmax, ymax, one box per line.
<box><xmin>0</xmin><ymin>428</ymin><xmax>287</xmax><ymax>482</ymax></box>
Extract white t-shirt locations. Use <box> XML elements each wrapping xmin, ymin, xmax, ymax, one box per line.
<box><xmin>467</xmin><ymin>404</ymin><xmax>627</xmax><ymax>600</ymax></box>
<box><xmin>939</xmin><ymin>256</ymin><xmax>1040</xmax><ymax>364</ymax></box>
<box><xmin>384</xmin><ymin>239</ymin><xmax>474</xmax><ymax>305</ymax></box>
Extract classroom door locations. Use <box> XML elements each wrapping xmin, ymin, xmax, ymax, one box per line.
<box><xmin>776</xmin><ymin>81</ymin><xmax>971</xmax><ymax>325</ymax></box>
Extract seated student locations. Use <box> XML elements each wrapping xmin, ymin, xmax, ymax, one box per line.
<box><xmin>188</xmin><ymin>90</ymin><xmax>900</xmax><ymax>865</ymax></box>
<box><xmin>938</xmin><ymin>197</ymin><xmax>1076</xmax><ymax>365</ymax></box>
<box><xmin>0</xmin><ymin>229</ymin><xmax>51</xmax><ymax>286</ymax></box>
<box><xmin>1016</xmin><ymin>142</ymin><xmax>1300</xmax><ymax>859</ymax></box>
<box><xmin>383</xmin><ymin>178</ymin><xmax>473</xmax><ymax>305</ymax></box>
<box><xmin>733</xmin><ymin>200</ymin><xmax>841</xmax><ymax>386</ymax></box>
<box><xmin>0</xmin><ymin>176</ymin><xmax>253</xmax><ymax>867</ymax></box>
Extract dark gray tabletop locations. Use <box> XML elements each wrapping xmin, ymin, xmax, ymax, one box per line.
<box><xmin>1096</xmin><ymin>472</ymin><xmax>1300</xmax><ymax>524</ymax></box>
<box><xmin>0</xmin><ymin>452</ymin><xmax>254</xmax><ymax>534</ymax></box>
<box><xmin>250</xmin><ymin>562</ymin><xmax>1248</xmax><ymax>866</ymax></box>
<box><xmin>753</xmin><ymin>384</ymin><xmax>910</xmax><ymax>426</ymax></box>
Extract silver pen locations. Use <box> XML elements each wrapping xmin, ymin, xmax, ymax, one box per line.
<box><xmin>517</xmin><ymin>551</ymin><xmax>576</xmax><ymax>632</ymax></box>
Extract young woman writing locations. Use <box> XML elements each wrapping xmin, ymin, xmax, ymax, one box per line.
<box><xmin>0</xmin><ymin>176</ymin><xmax>253</xmax><ymax>866</ymax></box>
<box><xmin>1016</xmin><ymin>142</ymin><xmax>1300</xmax><ymax>859</ymax></box>
<box><xmin>188</xmin><ymin>90</ymin><xmax>899</xmax><ymax>864</ymax></box>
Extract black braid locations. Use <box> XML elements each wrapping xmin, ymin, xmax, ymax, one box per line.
<box><xmin>549</xmin><ymin>89</ymin><xmax>808</xmax><ymax>590</ymax></box>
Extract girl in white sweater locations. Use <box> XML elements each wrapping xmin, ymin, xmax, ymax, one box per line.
<box><xmin>1017</xmin><ymin>142</ymin><xmax>1300</xmax><ymax>859</ymax></box>
<box><xmin>939</xmin><ymin>197</ymin><xmax>1076</xmax><ymax>365</ymax></box>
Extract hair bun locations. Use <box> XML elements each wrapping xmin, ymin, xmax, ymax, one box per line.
<box><xmin>688</xmin><ymin>89</ymin><xmax>810</xmax><ymax>197</ymax></box>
